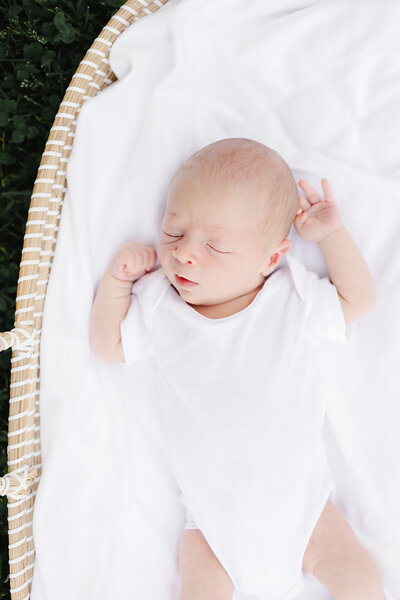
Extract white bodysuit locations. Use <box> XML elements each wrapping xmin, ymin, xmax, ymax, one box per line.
<box><xmin>120</xmin><ymin>254</ymin><xmax>351</xmax><ymax>600</ymax></box>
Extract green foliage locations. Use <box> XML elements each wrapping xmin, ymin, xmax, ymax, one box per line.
<box><xmin>0</xmin><ymin>1</ymin><xmax>123</xmax><ymax>596</ymax></box>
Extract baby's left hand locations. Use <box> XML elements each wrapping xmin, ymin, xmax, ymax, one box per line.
<box><xmin>295</xmin><ymin>179</ymin><xmax>344</xmax><ymax>244</ymax></box>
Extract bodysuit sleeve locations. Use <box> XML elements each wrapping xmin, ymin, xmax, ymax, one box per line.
<box><xmin>285</xmin><ymin>254</ymin><xmax>353</xmax><ymax>344</ymax></box>
<box><xmin>305</xmin><ymin>272</ymin><xmax>353</xmax><ymax>344</ymax></box>
<box><xmin>120</xmin><ymin>267</ymin><xmax>166</xmax><ymax>364</ymax></box>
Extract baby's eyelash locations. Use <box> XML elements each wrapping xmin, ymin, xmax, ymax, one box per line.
<box><xmin>163</xmin><ymin>232</ymin><xmax>228</xmax><ymax>253</ymax></box>
<box><xmin>208</xmin><ymin>245</ymin><xmax>224</xmax><ymax>253</ymax></box>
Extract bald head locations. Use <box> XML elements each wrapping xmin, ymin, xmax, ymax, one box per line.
<box><xmin>168</xmin><ymin>138</ymin><xmax>300</xmax><ymax>249</ymax></box>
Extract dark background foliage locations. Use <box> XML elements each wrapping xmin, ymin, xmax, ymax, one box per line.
<box><xmin>0</xmin><ymin>1</ymin><xmax>124</xmax><ymax>596</ymax></box>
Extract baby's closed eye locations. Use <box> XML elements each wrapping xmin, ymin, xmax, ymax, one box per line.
<box><xmin>163</xmin><ymin>232</ymin><xmax>229</xmax><ymax>253</ymax></box>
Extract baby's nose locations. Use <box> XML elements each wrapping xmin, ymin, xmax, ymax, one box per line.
<box><xmin>172</xmin><ymin>247</ymin><xmax>195</xmax><ymax>264</ymax></box>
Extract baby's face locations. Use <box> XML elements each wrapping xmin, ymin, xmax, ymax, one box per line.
<box><xmin>158</xmin><ymin>173</ymin><xmax>290</xmax><ymax>309</ymax></box>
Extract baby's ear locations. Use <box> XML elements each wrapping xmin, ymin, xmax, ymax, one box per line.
<box><xmin>279</xmin><ymin>238</ymin><xmax>292</xmax><ymax>255</ymax></box>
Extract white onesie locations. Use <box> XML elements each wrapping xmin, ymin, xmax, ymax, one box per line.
<box><xmin>120</xmin><ymin>254</ymin><xmax>351</xmax><ymax>600</ymax></box>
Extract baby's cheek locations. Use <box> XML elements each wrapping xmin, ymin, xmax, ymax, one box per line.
<box><xmin>158</xmin><ymin>245</ymin><xmax>169</xmax><ymax>265</ymax></box>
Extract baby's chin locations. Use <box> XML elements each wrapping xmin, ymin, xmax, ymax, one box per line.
<box><xmin>171</xmin><ymin>282</ymin><xmax>216</xmax><ymax>305</ymax></box>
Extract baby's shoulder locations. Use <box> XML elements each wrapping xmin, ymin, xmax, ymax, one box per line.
<box><xmin>282</xmin><ymin>255</ymin><xmax>322</xmax><ymax>304</ymax></box>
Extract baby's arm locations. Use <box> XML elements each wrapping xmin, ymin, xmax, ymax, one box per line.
<box><xmin>296</xmin><ymin>179</ymin><xmax>376</xmax><ymax>323</ymax></box>
<box><xmin>89</xmin><ymin>242</ymin><xmax>157</xmax><ymax>362</ymax></box>
<box><xmin>317</xmin><ymin>227</ymin><xmax>376</xmax><ymax>321</ymax></box>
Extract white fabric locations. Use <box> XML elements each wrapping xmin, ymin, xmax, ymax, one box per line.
<box><xmin>119</xmin><ymin>260</ymin><xmax>350</xmax><ymax>598</ymax></box>
<box><xmin>31</xmin><ymin>1</ymin><xmax>400</xmax><ymax>599</ymax></box>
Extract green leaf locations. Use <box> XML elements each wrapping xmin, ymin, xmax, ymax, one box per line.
<box><xmin>57</xmin><ymin>27</ymin><xmax>76</xmax><ymax>45</ymax></box>
<box><xmin>49</xmin><ymin>94</ymin><xmax>61</xmax><ymax>108</ymax></box>
<box><xmin>23</xmin><ymin>42</ymin><xmax>44</xmax><ymax>61</ymax></box>
<box><xmin>41</xmin><ymin>106</ymin><xmax>57</xmax><ymax>121</ymax></box>
<box><xmin>41</xmin><ymin>50</ymin><xmax>57</xmax><ymax>70</ymax></box>
<box><xmin>102</xmin><ymin>0</ymin><xmax>123</xmax><ymax>6</ymax></box>
<box><xmin>0</xmin><ymin>100</ymin><xmax>16</xmax><ymax>113</ymax></box>
<box><xmin>8</xmin><ymin>6</ymin><xmax>23</xmax><ymax>18</ymax></box>
<box><xmin>11</xmin><ymin>129</ymin><xmax>26</xmax><ymax>144</ymax></box>
<box><xmin>40</xmin><ymin>22</ymin><xmax>56</xmax><ymax>39</ymax></box>
<box><xmin>0</xmin><ymin>153</ymin><xmax>16</xmax><ymax>166</ymax></box>
<box><xmin>53</xmin><ymin>11</ymin><xmax>67</xmax><ymax>30</ymax></box>
<box><xmin>11</xmin><ymin>115</ymin><xmax>26</xmax><ymax>129</ymax></box>
<box><xmin>53</xmin><ymin>11</ymin><xmax>77</xmax><ymax>43</ymax></box>
<box><xmin>27</xmin><ymin>125</ymin><xmax>39</xmax><ymax>140</ymax></box>
<box><xmin>0</xmin><ymin>111</ymin><xmax>9</xmax><ymax>127</ymax></box>
<box><xmin>16</xmin><ymin>69</ymin><xmax>30</xmax><ymax>82</ymax></box>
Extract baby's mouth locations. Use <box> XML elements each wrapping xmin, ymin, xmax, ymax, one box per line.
<box><xmin>175</xmin><ymin>274</ymin><xmax>198</xmax><ymax>287</ymax></box>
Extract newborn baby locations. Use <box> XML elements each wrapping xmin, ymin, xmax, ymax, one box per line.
<box><xmin>90</xmin><ymin>138</ymin><xmax>383</xmax><ymax>600</ymax></box>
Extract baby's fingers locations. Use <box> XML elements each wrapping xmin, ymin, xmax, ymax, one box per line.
<box><xmin>298</xmin><ymin>179</ymin><xmax>322</xmax><ymax>204</ymax></box>
<box><xmin>142</xmin><ymin>246</ymin><xmax>157</xmax><ymax>270</ymax></box>
<box><xmin>298</xmin><ymin>194</ymin><xmax>310</xmax><ymax>211</ymax></box>
<box><xmin>321</xmin><ymin>179</ymin><xmax>335</xmax><ymax>203</ymax></box>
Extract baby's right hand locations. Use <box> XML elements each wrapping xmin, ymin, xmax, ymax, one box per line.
<box><xmin>110</xmin><ymin>241</ymin><xmax>157</xmax><ymax>282</ymax></box>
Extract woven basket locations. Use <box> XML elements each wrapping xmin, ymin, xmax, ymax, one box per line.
<box><xmin>0</xmin><ymin>1</ymin><xmax>168</xmax><ymax>597</ymax></box>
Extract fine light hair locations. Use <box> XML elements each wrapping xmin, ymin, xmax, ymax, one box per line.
<box><xmin>170</xmin><ymin>137</ymin><xmax>300</xmax><ymax>248</ymax></box>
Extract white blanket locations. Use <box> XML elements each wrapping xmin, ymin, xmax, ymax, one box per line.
<box><xmin>32</xmin><ymin>1</ymin><xmax>400</xmax><ymax>598</ymax></box>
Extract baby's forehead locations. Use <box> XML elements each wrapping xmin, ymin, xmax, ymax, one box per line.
<box><xmin>169</xmin><ymin>172</ymin><xmax>268</xmax><ymax>211</ymax></box>
<box><xmin>165</xmin><ymin>157</ymin><xmax>283</xmax><ymax>226</ymax></box>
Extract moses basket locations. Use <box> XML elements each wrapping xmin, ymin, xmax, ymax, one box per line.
<box><xmin>0</xmin><ymin>2</ymin><xmax>169</xmax><ymax>598</ymax></box>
